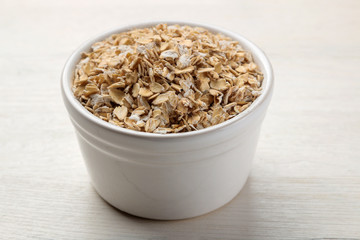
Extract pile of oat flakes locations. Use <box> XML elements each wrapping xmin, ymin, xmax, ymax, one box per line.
<box><xmin>73</xmin><ymin>24</ymin><xmax>263</xmax><ymax>134</ymax></box>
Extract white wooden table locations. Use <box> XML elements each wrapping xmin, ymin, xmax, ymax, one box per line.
<box><xmin>1</xmin><ymin>0</ymin><xmax>359</xmax><ymax>239</ymax></box>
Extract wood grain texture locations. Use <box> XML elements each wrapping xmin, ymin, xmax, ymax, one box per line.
<box><xmin>1</xmin><ymin>0</ymin><xmax>359</xmax><ymax>239</ymax></box>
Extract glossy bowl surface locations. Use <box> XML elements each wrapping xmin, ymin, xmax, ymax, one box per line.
<box><xmin>61</xmin><ymin>21</ymin><xmax>274</xmax><ymax>220</ymax></box>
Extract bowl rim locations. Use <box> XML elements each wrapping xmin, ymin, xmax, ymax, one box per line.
<box><xmin>61</xmin><ymin>20</ymin><xmax>274</xmax><ymax>139</ymax></box>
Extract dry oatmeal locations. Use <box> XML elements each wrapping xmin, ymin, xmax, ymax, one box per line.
<box><xmin>72</xmin><ymin>24</ymin><xmax>263</xmax><ymax>133</ymax></box>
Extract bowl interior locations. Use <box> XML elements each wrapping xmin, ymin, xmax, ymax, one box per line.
<box><xmin>61</xmin><ymin>21</ymin><xmax>274</xmax><ymax>138</ymax></box>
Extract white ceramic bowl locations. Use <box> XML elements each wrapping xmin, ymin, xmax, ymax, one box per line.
<box><xmin>61</xmin><ymin>21</ymin><xmax>274</xmax><ymax>220</ymax></box>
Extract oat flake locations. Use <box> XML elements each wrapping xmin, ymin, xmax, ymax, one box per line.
<box><xmin>72</xmin><ymin>24</ymin><xmax>263</xmax><ymax>133</ymax></box>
